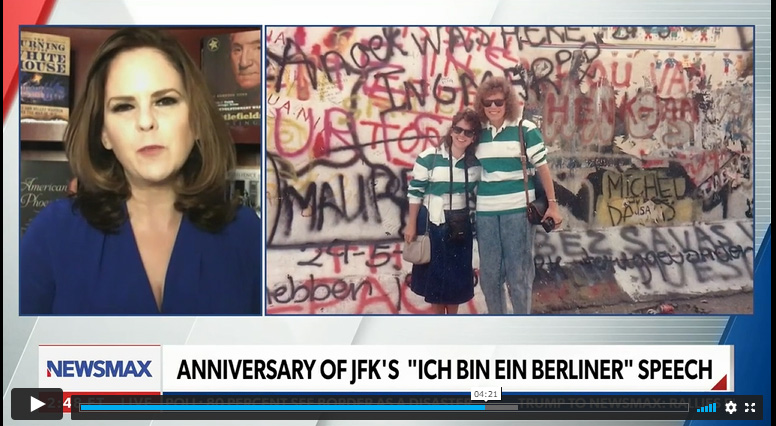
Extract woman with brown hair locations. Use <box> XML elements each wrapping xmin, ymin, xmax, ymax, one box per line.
<box><xmin>20</xmin><ymin>28</ymin><xmax>261</xmax><ymax>315</ymax></box>
<box><xmin>404</xmin><ymin>108</ymin><xmax>482</xmax><ymax>314</ymax></box>
<box><xmin>474</xmin><ymin>76</ymin><xmax>562</xmax><ymax>315</ymax></box>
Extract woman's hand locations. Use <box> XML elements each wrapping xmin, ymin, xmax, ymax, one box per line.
<box><xmin>404</xmin><ymin>224</ymin><xmax>417</xmax><ymax>244</ymax></box>
<box><xmin>543</xmin><ymin>202</ymin><xmax>563</xmax><ymax>231</ymax></box>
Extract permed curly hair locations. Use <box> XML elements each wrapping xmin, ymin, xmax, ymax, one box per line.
<box><xmin>473</xmin><ymin>75</ymin><xmax>520</xmax><ymax>124</ymax></box>
<box><xmin>64</xmin><ymin>28</ymin><xmax>239</xmax><ymax>233</ymax></box>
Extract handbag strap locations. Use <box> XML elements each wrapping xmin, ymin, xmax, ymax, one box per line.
<box><xmin>448</xmin><ymin>146</ymin><xmax>470</xmax><ymax>212</ymax></box>
<box><xmin>517</xmin><ymin>118</ymin><xmax>532</xmax><ymax>209</ymax></box>
<box><xmin>420</xmin><ymin>148</ymin><xmax>440</xmax><ymax>236</ymax></box>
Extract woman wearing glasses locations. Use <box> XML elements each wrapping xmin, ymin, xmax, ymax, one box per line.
<box><xmin>474</xmin><ymin>76</ymin><xmax>563</xmax><ymax>315</ymax></box>
<box><xmin>404</xmin><ymin>109</ymin><xmax>482</xmax><ymax>314</ymax></box>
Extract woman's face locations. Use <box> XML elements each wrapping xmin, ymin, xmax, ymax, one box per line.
<box><xmin>450</xmin><ymin>118</ymin><xmax>476</xmax><ymax>153</ymax></box>
<box><xmin>101</xmin><ymin>47</ymin><xmax>195</xmax><ymax>189</ymax></box>
<box><xmin>482</xmin><ymin>90</ymin><xmax>507</xmax><ymax>125</ymax></box>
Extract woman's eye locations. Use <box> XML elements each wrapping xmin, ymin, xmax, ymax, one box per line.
<box><xmin>157</xmin><ymin>96</ymin><xmax>178</xmax><ymax>106</ymax></box>
<box><xmin>110</xmin><ymin>103</ymin><xmax>133</xmax><ymax>113</ymax></box>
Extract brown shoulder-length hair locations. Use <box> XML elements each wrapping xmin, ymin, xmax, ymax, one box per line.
<box><xmin>473</xmin><ymin>76</ymin><xmax>520</xmax><ymax>124</ymax></box>
<box><xmin>442</xmin><ymin>108</ymin><xmax>482</xmax><ymax>161</ymax></box>
<box><xmin>64</xmin><ymin>27</ymin><xmax>238</xmax><ymax>233</ymax></box>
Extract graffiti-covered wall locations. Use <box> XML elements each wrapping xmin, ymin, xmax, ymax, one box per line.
<box><xmin>265</xmin><ymin>26</ymin><xmax>754</xmax><ymax>314</ymax></box>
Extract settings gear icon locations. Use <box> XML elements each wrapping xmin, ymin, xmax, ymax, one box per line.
<box><xmin>725</xmin><ymin>401</ymin><xmax>737</xmax><ymax>414</ymax></box>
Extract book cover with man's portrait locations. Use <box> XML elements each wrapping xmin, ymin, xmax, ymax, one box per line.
<box><xmin>201</xmin><ymin>30</ymin><xmax>261</xmax><ymax>128</ymax></box>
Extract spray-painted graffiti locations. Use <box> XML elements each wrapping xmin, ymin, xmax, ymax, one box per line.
<box><xmin>265</xmin><ymin>241</ymin><xmax>486</xmax><ymax>314</ymax></box>
<box><xmin>596</xmin><ymin>168</ymin><xmax>693</xmax><ymax>227</ymax></box>
<box><xmin>267</xmin><ymin>274</ymin><xmax>484</xmax><ymax>315</ymax></box>
<box><xmin>533</xmin><ymin>220</ymin><xmax>754</xmax><ymax>300</ymax></box>
<box><xmin>265</xmin><ymin>26</ymin><xmax>754</xmax><ymax>314</ymax></box>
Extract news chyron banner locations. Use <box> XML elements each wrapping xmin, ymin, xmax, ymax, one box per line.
<box><xmin>42</xmin><ymin>344</ymin><xmax>733</xmax><ymax>409</ymax></box>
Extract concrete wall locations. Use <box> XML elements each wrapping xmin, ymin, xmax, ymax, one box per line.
<box><xmin>265</xmin><ymin>26</ymin><xmax>754</xmax><ymax>314</ymax></box>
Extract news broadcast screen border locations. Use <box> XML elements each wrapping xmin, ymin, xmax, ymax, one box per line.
<box><xmin>3</xmin><ymin>1</ymin><xmax>771</xmax><ymax>426</ymax></box>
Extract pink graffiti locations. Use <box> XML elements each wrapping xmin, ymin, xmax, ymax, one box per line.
<box><xmin>547</xmin><ymin>57</ymin><xmax>635</xmax><ymax>91</ymax></box>
<box><xmin>358</xmin><ymin>111</ymin><xmax>446</xmax><ymax>167</ymax></box>
<box><xmin>272</xmin><ymin>106</ymin><xmax>318</xmax><ymax>158</ymax></box>
<box><xmin>319</xmin><ymin>106</ymin><xmax>358</xmax><ymax>156</ymax></box>
<box><xmin>650</xmin><ymin>64</ymin><xmax>690</xmax><ymax>98</ymax></box>
<box><xmin>676</xmin><ymin>150</ymin><xmax>733</xmax><ymax>185</ymax></box>
<box><xmin>622</xmin><ymin>92</ymin><xmax>698</xmax><ymax>146</ymax></box>
<box><xmin>361</xmin><ymin>63</ymin><xmax>413</xmax><ymax>103</ymax></box>
<box><xmin>579</xmin><ymin>60</ymin><xmax>633</xmax><ymax>89</ymax></box>
<box><xmin>266</xmin><ymin>274</ymin><xmax>481</xmax><ymax>315</ymax></box>
<box><xmin>543</xmin><ymin>78</ymin><xmax>616</xmax><ymax>147</ymax></box>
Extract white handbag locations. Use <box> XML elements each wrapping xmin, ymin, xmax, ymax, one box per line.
<box><xmin>402</xmin><ymin>232</ymin><xmax>430</xmax><ymax>264</ymax></box>
<box><xmin>403</xmin><ymin>149</ymin><xmax>438</xmax><ymax>265</ymax></box>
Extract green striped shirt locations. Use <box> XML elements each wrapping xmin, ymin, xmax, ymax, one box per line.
<box><xmin>408</xmin><ymin>147</ymin><xmax>481</xmax><ymax>211</ymax></box>
<box><xmin>475</xmin><ymin>120</ymin><xmax>548</xmax><ymax>215</ymax></box>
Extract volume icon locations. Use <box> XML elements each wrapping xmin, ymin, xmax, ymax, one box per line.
<box><xmin>697</xmin><ymin>402</ymin><xmax>717</xmax><ymax>413</ymax></box>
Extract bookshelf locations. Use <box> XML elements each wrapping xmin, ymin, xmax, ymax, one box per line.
<box><xmin>19</xmin><ymin>26</ymin><xmax>261</xmax><ymax>165</ymax></box>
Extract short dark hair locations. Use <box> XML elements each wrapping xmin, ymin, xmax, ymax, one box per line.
<box><xmin>64</xmin><ymin>27</ymin><xmax>239</xmax><ymax>233</ymax></box>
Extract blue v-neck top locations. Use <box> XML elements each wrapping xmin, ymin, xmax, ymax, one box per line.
<box><xmin>20</xmin><ymin>199</ymin><xmax>262</xmax><ymax>315</ymax></box>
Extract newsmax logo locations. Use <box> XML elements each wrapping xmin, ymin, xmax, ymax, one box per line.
<box><xmin>40</xmin><ymin>345</ymin><xmax>161</xmax><ymax>393</ymax></box>
<box><xmin>46</xmin><ymin>360</ymin><xmax>152</xmax><ymax>378</ymax></box>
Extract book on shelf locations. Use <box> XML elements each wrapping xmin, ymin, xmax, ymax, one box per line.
<box><xmin>19</xmin><ymin>31</ymin><xmax>71</xmax><ymax>122</ymax></box>
<box><xmin>228</xmin><ymin>167</ymin><xmax>261</xmax><ymax>218</ymax></box>
<box><xmin>20</xmin><ymin>160</ymin><xmax>74</xmax><ymax>235</ymax></box>
<box><xmin>201</xmin><ymin>29</ymin><xmax>261</xmax><ymax>129</ymax></box>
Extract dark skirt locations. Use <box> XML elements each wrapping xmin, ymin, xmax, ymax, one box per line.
<box><xmin>409</xmin><ymin>208</ymin><xmax>475</xmax><ymax>305</ymax></box>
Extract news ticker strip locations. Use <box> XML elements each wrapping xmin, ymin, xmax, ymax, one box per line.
<box><xmin>67</xmin><ymin>394</ymin><xmax>763</xmax><ymax>421</ymax></box>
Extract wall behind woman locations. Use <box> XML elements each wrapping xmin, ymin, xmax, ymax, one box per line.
<box><xmin>265</xmin><ymin>26</ymin><xmax>754</xmax><ymax>314</ymax></box>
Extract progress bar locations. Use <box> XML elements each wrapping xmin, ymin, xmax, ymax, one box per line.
<box><xmin>79</xmin><ymin>403</ymin><xmax>690</xmax><ymax>412</ymax></box>
<box><xmin>81</xmin><ymin>404</ymin><xmax>490</xmax><ymax>411</ymax></box>
<box><xmin>69</xmin><ymin>394</ymin><xmax>764</xmax><ymax>421</ymax></box>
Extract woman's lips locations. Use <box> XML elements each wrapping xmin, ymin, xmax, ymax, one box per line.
<box><xmin>138</xmin><ymin>145</ymin><xmax>165</xmax><ymax>156</ymax></box>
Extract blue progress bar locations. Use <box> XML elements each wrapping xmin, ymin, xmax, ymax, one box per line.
<box><xmin>81</xmin><ymin>404</ymin><xmax>487</xmax><ymax>412</ymax></box>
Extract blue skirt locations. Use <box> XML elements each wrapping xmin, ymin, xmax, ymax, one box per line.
<box><xmin>409</xmin><ymin>208</ymin><xmax>475</xmax><ymax>305</ymax></box>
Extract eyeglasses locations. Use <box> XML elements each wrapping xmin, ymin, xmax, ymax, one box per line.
<box><xmin>482</xmin><ymin>99</ymin><xmax>505</xmax><ymax>107</ymax></box>
<box><xmin>451</xmin><ymin>126</ymin><xmax>476</xmax><ymax>138</ymax></box>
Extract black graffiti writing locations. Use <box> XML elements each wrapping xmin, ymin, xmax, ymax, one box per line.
<box><xmin>535</xmin><ymin>224</ymin><xmax>752</xmax><ymax>260</ymax></box>
<box><xmin>350</xmin><ymin>27</ymin><xmax>409</xmax><ymax>68</ymax></box>
<box><xmin>606</xmin><ymin>199</ymin><xmax>677</xmax><ymax>226</ymax></box>
<box><xmin>278</xmin><ymin>169</ymin><xmax>407</xmax><ymax>237</ymax></box>
<box><xmin>535</xmin><ymin>243</ymin><xmax>754</xmax><ymax>287</ymax></box>
<box><xmin>736</xmin><ymin>27</ymin><xmax>753</xmax><ymax>51</ymax></box>
<box><xmin>499</xmin><ymin>26</ymin><xmax>587</xmax><ymax>51</ymax></box>
<box><xmin>269</xmin><ymin>274</ymin><xmax>374</xmax><ymax>305</ymax></box>
<box><xmin>366</xmin><ymin>243</ymin><xmax>404</xmax><ymax>269</ymax></box>
<box><xmin>411</xmin><ymin>27</ymin><xmax>442</xmax><ymax>55</ymax></box>
<box><xmin>605</xmin><ymin>170</ymin><xmax>685</xmax><ymax>200</ymax></box>
<box><xmin>610</xmin><ymin>26</ymin><xmax>674</xmax><ymax>40</ymax></box>
<box><xmin>611</xmin><ymin>26</ymin><xmax>639</xmax><ymax>40</ymax></box>
<box><xmin>376</xmin><ymin>68</ymin><xmax>488</xmax><ymax>115</ymax></box>
<box><xmin>296</xmin><ymin>242</ymin><xmax>403</xmax><ymax>271</ymax></box>
<box><xmin>268</xmin><ymin>38</ymin><xmax>319</xmax><ymax>93</ymax></box>
<box><xmin>268</xmin><ymin>27</ymin><xmax>408</xmax><ymax>96</ymax></box>
<box><xmin>268</xmin><ymin>275</ymin><xmax>412</xmax><ymax>313</ymax></box>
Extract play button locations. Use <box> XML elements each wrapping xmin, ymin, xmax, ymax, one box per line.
<box><xmin>30</xmin><ymin>395</ymin><xmax>46</xmax><ymax>412</ymax></box>
<box><xmin>11</xmin><ymin>388</ymin><xmax>63</xmax><ymax>420</ymax></box>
